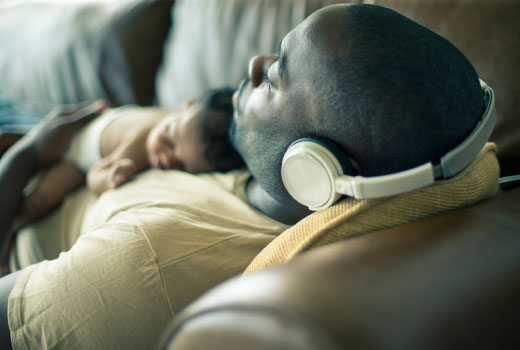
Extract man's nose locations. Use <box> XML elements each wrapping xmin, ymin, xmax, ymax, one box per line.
<box><xmin>248</xmin><ymin>54</ymin><xmax>278</xmax><ymax>87</ymax></box>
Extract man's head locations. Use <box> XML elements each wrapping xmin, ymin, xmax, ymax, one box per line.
<box><xmin>231</xmin><ymin>4</ymin><xmax>483</xmax><ymax>206</ymax></box>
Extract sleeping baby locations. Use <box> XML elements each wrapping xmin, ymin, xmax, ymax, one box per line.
<box><xmin>13</xmin><ymin>88</ymin><xmax>244</xmax><ymax>229</ymax></box>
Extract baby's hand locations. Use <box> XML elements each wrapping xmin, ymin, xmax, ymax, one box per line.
<box><xmin>87</xmin><ymin>157</ymin><xmax>139</xmax><ymax>194</ymax></box>
<box><xmin>108</xmin><ymin>158</ymin><xmax>139</xmax><ymax>189</ymax></box>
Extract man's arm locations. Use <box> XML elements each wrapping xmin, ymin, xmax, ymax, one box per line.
<box><xmin>0</xmin><ymin>145</ymin><xmax>39</xmax><ymax>238</ymax></box>
<box><xmin>0</xmin><ymin>101</ymin><xmax>105</xmax><ymax>349</ymax></box>
<box><xmin>0</xmin><ymin>101</ymin><xmax>106</xmax><ymax>237</ymax></box>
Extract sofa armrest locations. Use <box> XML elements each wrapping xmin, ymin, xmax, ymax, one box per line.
<box><xmin>164</xmin><ymin>187</ymin><xmax>520</xmax><ymax>349</ymax></box>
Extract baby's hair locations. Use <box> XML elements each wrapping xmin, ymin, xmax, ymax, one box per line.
<box><xmin>198</xmin><ymin>88</ymin><xmax>244</xmax><ymax>172</ymax></box>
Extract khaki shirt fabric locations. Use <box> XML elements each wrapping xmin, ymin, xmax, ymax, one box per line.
<box><xmin>8</xmin><ymin>169</ymin><xmax>287</xmax><ymax>349</ymax></box>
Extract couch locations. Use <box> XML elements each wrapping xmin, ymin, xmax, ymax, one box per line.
<box><xmin>0</xmin><ymin>0</ymin><xmax>518</xmax><ymax>348</ymax></box>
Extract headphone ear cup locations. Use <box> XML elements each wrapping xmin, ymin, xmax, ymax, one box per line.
<box><xmin>281</xmin><ymin>137</ymin><xmax>353</xmax><ymax>211</ymax></box>
<box><xmin>301</xmin><ymin>136</ymin><xmax>356</xmax><ymax>176</ymax></box>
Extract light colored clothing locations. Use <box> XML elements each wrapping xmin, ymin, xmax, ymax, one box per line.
<box><xmin>64</xmin><ymin>107</ymin><xmax>129</xmax><ymax>172</ymax></box>
<box><xmin>8</xmin><ymin>169</ymin><xmax>287</xmax><ymax>349</ymax></box>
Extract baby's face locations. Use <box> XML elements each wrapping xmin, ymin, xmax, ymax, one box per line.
<box><xmin>146</xmin><ymin>103</ymin><xmax>214</xmax><ymax>173</ymax></box>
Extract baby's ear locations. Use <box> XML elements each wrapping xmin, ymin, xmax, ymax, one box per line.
<box><xmin>175</xmin><ymin>98</ymin><xmax>195</xmax><ymax>112</ymax></box>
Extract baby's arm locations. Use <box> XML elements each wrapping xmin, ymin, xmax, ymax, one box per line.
<box><xmin>87</xmin><ymin>130</ymin><xmax>149</xmax><ymax>195</ymax></box>
<box><xmin>88</xmin><ymin>107</ymin><xmax>169</xmax><ymax>194</ymax></box>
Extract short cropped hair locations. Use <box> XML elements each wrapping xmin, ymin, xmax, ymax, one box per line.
<box><xmin>198</xmin><ymin>88</ymin><xmax>244</xmax><ymax>172</ymax></box>
<box><xmin>312</xmin><ymin>4</ymin><xmax>484</xmax><ymax>176</ymax></box>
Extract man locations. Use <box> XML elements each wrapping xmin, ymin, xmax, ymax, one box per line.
<box><xmin>0</xmin><ymin>4</ymin><xmax>487</xmax><ymax>349</ymax></box>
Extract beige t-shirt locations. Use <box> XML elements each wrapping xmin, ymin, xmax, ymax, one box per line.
<box><xmin>8</xmin><ymin>169</ymin><xmax>287</xmax><ymax>349</ymax></box>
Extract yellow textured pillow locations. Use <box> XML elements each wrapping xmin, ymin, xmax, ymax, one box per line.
<box><xmin>244</xmin><ymin>143</ymin><xmax>500</xmax><ymax>274</ymax></box>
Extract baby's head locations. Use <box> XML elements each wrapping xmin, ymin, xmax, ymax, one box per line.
<box><xmin>146</xmin><ymin>88</ymin><xmax>243</xmax><ymax>173</ymax></box>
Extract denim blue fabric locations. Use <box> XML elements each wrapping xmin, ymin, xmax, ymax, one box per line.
<box><xmin>0</xmin><ymin>95</ymin><xmax>41</xmax><ymax>127</ymax></box>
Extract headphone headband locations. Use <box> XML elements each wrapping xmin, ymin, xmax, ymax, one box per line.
<box><xmin>281</xmin><ymin>79</ymin><xmax>496</xmax><ymax>211</ymax></box>
<box><xmin>438</xmin><ymin>79</ymin><xmax>496</xmax><ymax>178</ymax></box>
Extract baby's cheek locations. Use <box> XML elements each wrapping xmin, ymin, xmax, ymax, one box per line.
<box><xmin>144</xmin><ymin>139</ymin><xmax>160</xmax><ymax>167</ymax></box>
<box><xmin>145</xmin><ymin>132</ymin><xmax>155</xmax><ymax>154</ymax></box>
<box><xmin>147</xmin><ymin>152</ymin><xmax>160</xmax><ymax>168</ymax></box>
<box><xmin>147</xmin><ymin>132</ymin><xmax>164</xmax><ymax>153</ymax></box>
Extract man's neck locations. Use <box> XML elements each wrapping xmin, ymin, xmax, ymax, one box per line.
<box><xmin>245</xmin><ymin>177</ymin><xmax>312</xmax><ymax>225</ymax></box>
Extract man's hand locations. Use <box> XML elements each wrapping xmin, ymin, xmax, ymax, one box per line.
<box><xmin>0</xmin><ymin>100</ymin><xmax>107</xmax><ymax>269</ymax></box>
<box><xmin>15</xmin><ymin>100</ymin><xmax>107</xmax><ymax>168</ymax></box>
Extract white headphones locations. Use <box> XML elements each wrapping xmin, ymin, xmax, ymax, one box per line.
<box><xmin>281</xmin><ymin>80</ymin><xmax>497</xmax><ymax>211</ymax></box>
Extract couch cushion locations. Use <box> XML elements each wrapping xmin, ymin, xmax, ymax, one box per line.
<box><xmin>0</xmin><ymin>0</ymin><xmax>173</xmax><ymax>114</ymax></box>
<box><xmin>168</xmin><ymin>185</ymin><xmax>520</xmax><ymax>349</ymax></box>
<box><xmin>155</xmin><ymin>0</ymin><xmax>351</xmax><ymax>110</ymax></box>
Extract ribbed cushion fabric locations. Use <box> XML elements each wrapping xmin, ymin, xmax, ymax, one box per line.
<box><xmin>0</xmin><ymin>0</ymin><xmax>172</xmax><ymax>113</ymax></box>
<box><xmin>156</xmin><ymin>0</ymin><xmax>350</xmax><ymax>110</ymax></box>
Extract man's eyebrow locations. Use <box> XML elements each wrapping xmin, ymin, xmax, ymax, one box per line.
<box><xmin>277</xmin><ymin>40</ymin><xmax>285</xmax><ymax>81</ymax></box>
